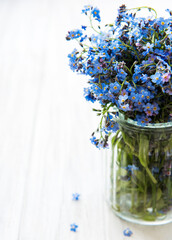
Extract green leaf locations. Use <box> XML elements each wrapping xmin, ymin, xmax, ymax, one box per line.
<box><xmin>111</xmin><ymin>130</ymin><xmax>120</xmax><ymax>147</ymax></box>
<box><xmin>139</xmin><ymin>134</ymin><xmax>157</xmax><ymax>184</ymax></box>
<box><xmin>156</xmin><ymin>188</ymin><xmax>162</xmax><ymax>201</ymax></box>
<box><xmin>139</xmin><ymin>134</ymin><xmax>149</xmax><ymax>168</ymax></box>
<box><xmin>121</xmin><ymin>131</ymin><xmax>135</xmax><ymax>152</ymax></box>
<box><xmin>135</xmin><ymin>171</ymin><xmax>146</xmax><ymax>185</ymax></box>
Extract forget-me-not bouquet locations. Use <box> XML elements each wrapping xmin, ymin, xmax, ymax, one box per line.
<box><xmin>66</xmin><ymin>5</ymin><xmax>172</xmax><ymax>224</ymax></box>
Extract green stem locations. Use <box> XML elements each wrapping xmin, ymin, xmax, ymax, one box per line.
<box><xmin>145</xmin><ymin>167</ymin><xmax>157</xmax><ymax>184</ymax></box>
<box><xmin>151</xmin><ymin>182</ymin><xmax>157</xmax><ymax>214</ymax></box>
<box><xmin>144</xmin><ymin>175</ymin><xmax>147</xmax><ymax>212</ymax></box>
<box><xmin>110</xmin><ymin>143</ymin><xmax>115</xmax><ymax>204</ymax></box>
<box><xmin>126</xmin><ymin>6</ymin><xmax>157</xmax><ymax>18</ymax></box>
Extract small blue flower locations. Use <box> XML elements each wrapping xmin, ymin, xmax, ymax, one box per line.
<box><xmin>81</xmin><ymin>25</ymin><xmax>87</xmax><ymax>30</ymax></box>
<box><xmin>70</xmin><ymin>223</ymin><xmax>78</xmax><ymax>232</ymax></box>
<box><xmin>109</xmin><ymin>82</ymin><xmax>121</xmax><ymax>94</ymax></box>
<box><xmin>150</xmin><ymin>72</ymin><xmax>162</xmax><ymax>84</ymax></box>
<box><xmin>118</xmin><ymin>94</ymin><xmax>128</xmax><ymax>104</ymax></box>
<box><xmin>91</xmin><ymin>7</ymin><xmax>101</xmax><ymax>22</ymax></box>
<box><xmin>142</xmin><ymin>42</ymin><xmax>154</xmax><ymax>55</ymax></box>
<box><xmin>152</xmin><ymin>167</ymin><xmax>160</xmax><ymax>174</ymax></box>
<box><xmin>67</xmin><ymin>29</ymin><xmax>83</xmax><ymax>40</ymax></box>
<box><xmin>72</xmin><ymin>193</ymin><xmax>80</xmax><ymax>201</ymax></box>
<box><xmin>117</xmin><ymin>69</ymin><xmax>127</xmax><ymax>80</ymax></box>
<box><xmin>123</xmin><ymin>228</ymin><xmax>133</xmax><ymax>237</ymax></box>
<box><xmin>125</xmin><ymin>164</ymin><xmax>139</xmax><ymax>174</ymax></box>
<box><xmin>83</xmin><ymin>88</ymin><xmax>96</xmax><ymax>103</ymax></box>
<box><xmin>82</xmin><ymin>5</ymin><xmax>92</xmax><ymax>14</ymax></box>
<box><xmin>119</xmin><ymin>103</ymin><xmax>131</xmax><ymax>112</ymax></box>
<box><xmin>90</xmin><ymin>136</ymin><xmax>99</xmax><ymax>148</ymax></box>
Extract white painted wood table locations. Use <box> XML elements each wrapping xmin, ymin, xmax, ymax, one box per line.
<box><xmin>0</xmin><ymin>0</ymin><xmax>171</xmax><ymax>239</ymax></box>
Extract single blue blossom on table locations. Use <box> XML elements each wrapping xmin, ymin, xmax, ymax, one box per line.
<box><xmin>123</xmin><ymin>228</ymin><xmax>133</xmax><ymax>237</ymax></box>
<box><xmin>70</xmin><ymin>223</ymin><xmax>78</xmax><ymax>232</ymax></box>
<box><xmin>72</xmin><ymin>193</ymin><xmax>80</xmax><ymax>201</ymax></box>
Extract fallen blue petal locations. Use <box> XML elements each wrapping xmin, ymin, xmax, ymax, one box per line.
<box><xmin>72</xmin><ymin>193</ymin><xmax>80</xmax><ymax>201</ymax></box>
<box><xmin>123</xmin><ymin>228</ymin><xmax>133</xmax><ymax>237</ymax></box>
<box><xmin>70</xmin><ymin>223</ymin><xmax>78</xmax><ymax>232</ymax></box>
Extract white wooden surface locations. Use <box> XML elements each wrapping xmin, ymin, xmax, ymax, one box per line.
<box><xmin>0</xmin><ymin>0</ymin><xmax>172</xmax><ymax>239</ymax></box>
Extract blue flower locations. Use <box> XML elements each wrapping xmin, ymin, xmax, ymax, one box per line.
<box><xmin>123</xmin><ymin>228</ymin><xmax>133</xmax><ymax>237</ymax></box>
<box><xmin>67</xmin><ymin>29</ymin><xmax>83</xmax><ymax>40</ymax></box>
<box><xmin>117</xmin><ymin>69</ymin><xmax>127</xmax><ymax>80</ymax></box>
<box><xmin>109</xmin><ymin>82</ymin><xmax>121</xmax><ymax>94</ymax></box>
<box><xmin>156</xmin><ymin>17</ymin><xmax>169</xmax><ymax>30</ymax></box>
<box><xmin>150</xmin><ymin>72</ymin><xmax>162</xmax><ymax>84</ymax></box>
<box><xmin>83</xmin><ymin>88</ymin><xmax>96</xmax><ymax>103</ymax></box>
<box><xmin>106</xmin><ymin>121</ymin><xmax>119</xmax><ymax>132</ymax></box>
<box><xmin>142</xmin><ymin>42</ymin><xmax>154</xmax><ymax>54</ymax></box>
<box><xmin>91</xmin><ymin>7</ymin><xmax>101</xmax><ymax>22</ymax></box>
<box><xmin>129</xmin><ymin>92</ymin><xmax>139</xmax><ymax>103</ymax></box>
<box><xmin>132</xmin><ymin>73</ymin><xmax>141</xmax><ymax>83</ymax></box>
<box><xmin>70</xmin><ymin>223</ymin><xmax>78</xmax><ymax>232</ymax></box>
<box><xmin>118</xmin><ymin>94</ymin><xmax>128</xmax><ymax>104</ymax></box>
<box><xmin>154</xmin><ymin>39</ymin><xmax>161</xmax><ymax>48</ymax></box>
<box><xmin>136</xmin><ymin>114</ymin><xmax>151</xmax><ymax>126</ymax></box>
<box><xmin>125</xmin><ymin>164</ymin><xmax>139</xmax><ymax>173</ymax></box>
<box><xmin>90</xmin><ymin>136</ymin><xmax>99</xmax><ymax>148</ymax></box>
<box><xmin>82</xmin><ymin>5</ymin><xmax>92</xmax><ymax>14</ymax></box>
<box><xmin>152</xmin><ymin>102</ymin><xmax>160</xmax><ymax>114</ymax></box>
<box><xmin>119</xmin><ymin>103</ymin><xmax>131</xmax><ymax>112</ymax></box>
<box><xmin>152</xmin><ymin>167</ymin><xmax>160</xmax><ymax>174</ymax></box>
<box><xmin>81</xmin><ymin>25</ymin><xmax>87</xmax><ymax>30</ymax></box>
<box><xmin>72</xmin><ymin>193</ymin><xmax>80</xmax><ymax>201</ymax></box>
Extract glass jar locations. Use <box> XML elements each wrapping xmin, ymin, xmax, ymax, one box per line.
<box><xmin>106</xmin><ymin>116</ymin><xmax>172</xmax><ymax>225</ymax></box>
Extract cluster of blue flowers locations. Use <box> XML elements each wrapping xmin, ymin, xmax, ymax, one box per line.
<box><xmin>66</xmin><ymin>5</ymin><xmax>172</xmax><ymax>148</ymax></box>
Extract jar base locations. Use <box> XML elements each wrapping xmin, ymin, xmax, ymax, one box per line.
<box><xmin>107</xmin><ymin>201</ymin><xmax>172</xmax><ymax>226</ymax></box>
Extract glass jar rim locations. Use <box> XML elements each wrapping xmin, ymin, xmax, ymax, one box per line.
<box><xmin>117</xmin><ymin>112</ymin><xmax>172</xmax><ymax>129</ymax></box>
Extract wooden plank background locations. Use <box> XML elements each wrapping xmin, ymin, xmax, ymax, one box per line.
<box><xmin>0</xmin><ymin>0</ymin><xmax>171</xmax><ymax>239</ymax></box>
